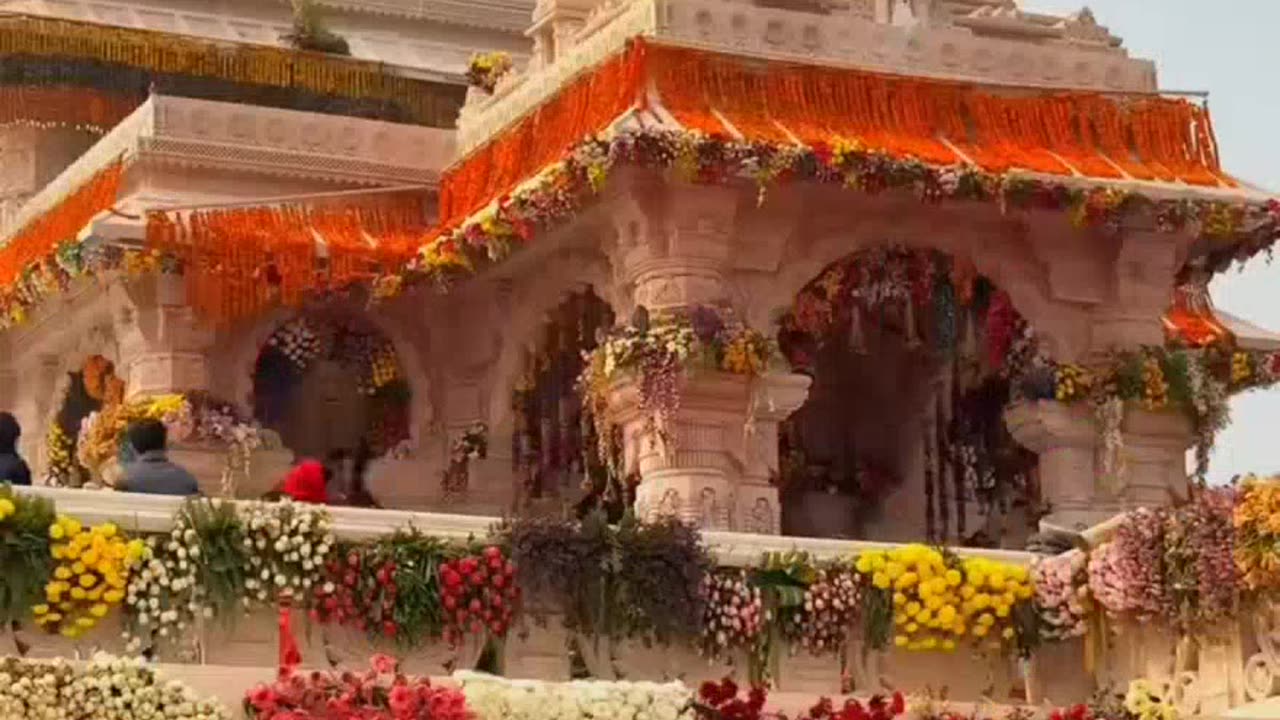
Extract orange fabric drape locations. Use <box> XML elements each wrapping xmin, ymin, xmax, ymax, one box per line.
<box><xmin>0</xmin><ymin>162</ymin><xmax>123</xmax><ymax>287</ymax></box>
<box><xmin>0</xmin><ymin>86</ymin><xmax>140</xmax><ymax>131</ymax></box>
<box><xmin>432</xmin><ymin>41</ymin><xmax>1232</xmax><ymax>240</ymax></box>
<box><xmin>436</xmin><ymin>41</ymin><xmax>648</xmax><ymax>231</ymax></box>
<box><xmin>146</xmin><ymin>195</ymin><xmax>427</xmax><ymax>325</ymax></box>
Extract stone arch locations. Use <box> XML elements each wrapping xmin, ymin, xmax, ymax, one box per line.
<box><xmin>736</xmin><ymin>223</ymin><xmax>1081</xmax><ymax>362</ymax></box>
<box><xmin>760</xmin><ymin>238</ymin><xmax>1045</xmax><ymax>544</ymax></box>
<box><xmin>228</xmin><ymin>300</ymin><xmax>433</xmax><ymax>458</ymax></box>
<box><xmin>484</xmin><ymin>249</ymin><xmax>617</xmax><ymax>433</ymax></box>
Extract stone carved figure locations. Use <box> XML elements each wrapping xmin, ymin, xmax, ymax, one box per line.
<box><xmin>746</xmin><ymin>497</ymin><xmax>775</xmax><ymax>534</ymax></box>
<box><xmin>699</xmin><ymin>486</ymin><xmax>719</xmax><ymax>528</ymax></box>
<box><xmin>656</xmin><ymin>487</ymin><xmax>681</xmax><ymax>520</ymax></box>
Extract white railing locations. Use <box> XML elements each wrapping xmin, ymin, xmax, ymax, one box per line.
<box><xmin>21</xmin><ymin>485</ymin><xmax>1037</xmax><ymax>567</ymax></box>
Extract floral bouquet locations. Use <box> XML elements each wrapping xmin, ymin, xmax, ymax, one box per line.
<box><xmin>782</xmin><ymin>565</ymin><xmax>861</xmax><ymax>657</ymax></box>
<box><xmin>458</xmin><ymin>671</ymin><xmax>692</xmax><ymax>720</ymax></box>
<box><xmin>466</xmin><ymin>51</ymin><xmax>513</xmax><ymax>93</ymax></box>
<box><xmin>1031</xmin><ymin>550</ymin><xmax>1091</xmax><ymax>641</ymax></box>
<box><xmin>700</xmin><ymin>568</ymin><xmax>764</xmax><ymax>661</ymax></box>
<box><xmin>440</xmin><ymin>545</ymin><xmax>519</xmax><ymax>647</ymax></box>
<box><xmin>1087</xmin><ymin>508</ymin><xmax>1168</xmax><ymax>623</ymax></box>
<box><xmin>37</xmin><ymin>516</ymin><xmax>145</xmax><ymax>639</ymax></box>
<box><xmin>245</xmin><ymin>654</ymin><xmax>470</xmax><ymax>720</ymax></box>
<box><xmin>855</xmin><ymin>545</ymin><xmax>1033</xmax><ymax>653</ymax></box>
<box><xmin>76</xmin><ymin>393</ymin><xmax>192</xmax><ymax>474</ymax></box>
<box><xmin>0</xmin><ymin>488</ymin><xmax>54</xmax><ymax>627</ymax></box>
<box><xmin>0</xmin><ymin>653</ymin><xmax>229</xmax><ymax>720</ymax></box>
<box><xmin>1165</xmin><ymin>488</ymin><xmax>1238</xmax><ymax>631</ymax></box>
<box><xmin>1235</xmin><ymin>475</ymin><xmax>1280</xmax><ymax>592</ymax></box>
<box><xmin>240</xmin><ymin>499</ymin><xmax>334</xmax><ymax>607</ymax></box>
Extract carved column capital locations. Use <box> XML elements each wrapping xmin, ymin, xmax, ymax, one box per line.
<box><xmin>606</xmin><ymin>370</ymin><xmax>809</xmax><ymax>534</ymax></box>
<box><xmin>1089</xmin><ymin>227</ymin><xmax>1182</xmax><ymax>355</ymax></box>
<box><xmin>109</xmin><ymin>275</ymin><xmax>215</xmax><ymax>398</ymax></box>
<box><xmin>1004</xmin><ymin>400</ymin><xmax>1113</xmax><ymax>531</ymax></box>
<box><xmin>605</xmin><ymin>175</ymin><xmax>741</xmax><ymax>312</ymax></box>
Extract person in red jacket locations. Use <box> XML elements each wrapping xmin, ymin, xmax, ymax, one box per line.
<box><xmin>281</xmin><ymin>460</ymin><xmax>328</xmax><ymax>504</ymax></box>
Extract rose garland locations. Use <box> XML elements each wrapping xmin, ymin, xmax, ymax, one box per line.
<box><xmin>245</xmin><ymin>654</ymin><xmax>469</xmax><ymax>720</ymax></box>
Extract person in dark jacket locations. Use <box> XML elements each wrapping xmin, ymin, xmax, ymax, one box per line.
<box><xmin>117</xmin><ymin>419</ymin><xmax>199</xmax><ymax>496</ymax></box>
<box><xmin>0</xmin><ymin>412</ymin><xmax>32</xmax><ymax>486</ymax></box>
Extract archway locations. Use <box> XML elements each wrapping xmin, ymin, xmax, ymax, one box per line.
<box><xmin>776</xmin><ymin>246</ymin><xmax>1042</xmax><ymax>547</ymax></box>
<box><xmin>509</xmin><ymin>285</ymin><xmax>618</xmax><ymax>516</ymax></box>
<box><xmin>251</xmin><ymin>312</ymin><xmax>411</xmax><ymax>463</ymax></box>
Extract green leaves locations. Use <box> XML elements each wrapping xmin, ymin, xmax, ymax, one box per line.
<box><xmin>0</xmin><ymin>487</ymin><xmax>54</xmax><ymax>628</ymax></box>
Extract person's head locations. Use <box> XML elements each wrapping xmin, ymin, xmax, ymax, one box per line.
<box><xmin>127</xmin><ymin>419</ymin><xmax>168</xmax><ymax>455</ymax></box>
<box><xmin>0</xmin><ymin>412</ymin><xmax>20</xmax><ymax>452</ymax></box>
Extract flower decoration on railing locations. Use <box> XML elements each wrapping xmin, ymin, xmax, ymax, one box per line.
<box><xmin>856</xmin><ymin>545</ymin><xmax>1035</xmax><ymax>655</ymax></box>
<box><xmin>245</xmin><ymin>654</ymin><xmax>469</xmax><ymax>720</ymax></box>
<box><xmin>0</xmin><ymin>653</ymin><xmax>229</xmax><ymax>720</ymax></box>
<box><xmin>459</xmin><ymin>671</ymin><xmax>692</xmax><ymax>720</ymax></box>
<box><xmin>440</xmin><ymin>545</ymin><xmax>519</xmax><ymax>648</ymax></box>
<box><xmin>241</xmin><ymin>498</ymin><xmax>334</xmax><ymax>606</ymax></box>
<box><xmin>37</xmin><ymin>516</ymin><xmax>145</xmax><ymax>639</ymax></box>
<box><xmin>1235</xmin><ymin>476</ymin><xmax>1280</xmax><ymax>592</ymax></box>
<box><xmin>0</xmin><ymin>488</ymin><xmax>54</xmax><ymax>628</ymax></box>
<box><xmin>691</xmin><ymin>677</ymin><xmax>908</xmax><ymax>720</ymax></box>
<box><xmin>1031</xmin><ymin>550</ymin><xmax>1091</xmax><ymax>641</ymax></box>
<box><xmin>701</xmin><ymin>568</ymin><xmax>764</xmax><ymax>661</ymax></box>
<box><xmin>466</xmin><ymin>52</ymin><xmax>513</xmax><ymax>94</ymax></box>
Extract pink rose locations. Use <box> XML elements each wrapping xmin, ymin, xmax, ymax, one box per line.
<box><xmin>389</xmin><ymin>685</ymin><xmax>418</xmax><ymax>716</ymax></box>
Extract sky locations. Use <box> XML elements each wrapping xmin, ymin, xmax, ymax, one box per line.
<box><xmin>1023</xmin><ymin>0</ymin><xmax>1280</xmax><ymax>483</ymax></box>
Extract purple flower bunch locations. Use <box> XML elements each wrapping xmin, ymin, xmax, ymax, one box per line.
<box><xmin>1032</xmin><ymin>550</ymin><xmax>1090</xmax><ymax>640</ymax></box>
<box><xmin>1087</xmin><ymin>508</ymin><xmax>1168</xmax><ymax>621</ymax></box>
<box><xmin>1165</xmin><ymin>487</ymin><xmax>1238</xmax><ymax>631</ymax></box>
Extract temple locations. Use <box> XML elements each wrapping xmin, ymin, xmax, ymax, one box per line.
<box><xmin>1</xmin><ymin>1</ymin><xmax>1279</xmax><ymax>719</ymax></box>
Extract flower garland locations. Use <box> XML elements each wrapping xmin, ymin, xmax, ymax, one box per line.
<box><xmin>0</xmin><ymin>488</ymin><xmax>54</xmax><ymax>628</ymax></box>
<box><xmin>457</xmin><ymin>671</ymin><xmax>694</xmax><ymax>720</ymax></box>
<box><xmin>1031</xmin><ymin>551</ymin><xmax>1091</xmax><ymax>642</ymax></box>
<box><xmin>439</xmin><ymin>545</ymin><xmax>519</xmax><ymax>647</ymax></box>
<box><xmin>38</xmin><ymin>515</ymin><xmax>146</xmax><ymax>639</ymax></box>
<box><xmin>245</xmin><ymin>654</ymin><xmax>470</xmax><ymax>720</ymax></box>
<box><xmin>692</xmin><ymin>677</ymin><xmax>908</xmax><ymax>720</ymax></box>
<box><xmin>467</xmin><ymin>52</ymin><xmax>513</xmax><ymax>93</ymax></box>
<box><xmin>0</xmin><ymin>653</ymin><xmax>230</xmax><ymax>720</ymax></box>
<box><xmin>701</xmin><ymin>568</ymin><xmax>764</xmax><ymax>662</ymax></box>
<box><xmin>412</xmin><ymin>126</ymin><xmax>1280</xmax><ymax>296</ymax></box>
<box><xmin>578</xmin><ymin>305</ymin><xmax>776</xmax><ymax>463</ymax></box>
<box><xmin>855</xmin><ymin>545</ymin><xmax>1035</xmax><ymax>654</ymax></box>
<box><xmin>76</xmin><ymin>393</ymin><xmax>190</xmax><ymax>477</ymax></box>
<box><xmin>1234</xmin><ymin>476</ymin><xmax>1280</xmax><ymax>592</ymax></box>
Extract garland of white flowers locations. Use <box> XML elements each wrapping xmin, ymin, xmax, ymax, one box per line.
<box><xmin>455</xmin><ymin>671</ymin><xmax>694</xmax><ymax>720</ymax></box>
<box><xmin>240</xmin><ymin>499</ymin><xmax>334</xmax><ymax>606</ymax></box>
<box><xmin>0</xmin><ymin>653</ymin><xmax>230</xmax><ymax>720</ymax></box>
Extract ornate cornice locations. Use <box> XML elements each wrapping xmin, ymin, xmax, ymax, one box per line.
<box><xmin>1</xmin><ymin>96</ymin><xmax>454</xmax><ymax>242</ymax></box>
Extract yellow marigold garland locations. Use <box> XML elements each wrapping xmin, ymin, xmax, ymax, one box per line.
<box><xmin>855</xmin><ymin>545</ymin><xmax>1032</xmax><ymax>653</ymax></box>
<box><xmin>36</xmin><ymin>515</ymin><xmax>145</xmax><ymax>638</ymax></box>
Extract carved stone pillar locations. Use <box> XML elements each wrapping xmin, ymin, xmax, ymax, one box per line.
<box><xmin>1089</xmin><ymin>225</ymin><xmax>1182</xmax><ymax>356</ymax></box>
<box><xmin>11</xmin><ymin>354</ymin><xmax>60</xmax><ymax>468</ymax></box>
<box><xmin>1006</xmin><ymin>400</ymin><xmax>1193</xmax><ymax>531</ymax></box>
<box><xmin>110</xmin><ymin>275</ymin><xmax>214</xmax><ymax>398</ymax></box>
<box><xmin>602</xmin><ymin>176</ymin><xmax>810</xmax><ymax>532</ymax></box>
<box><xmin>1005</xmin><ymin>400</ymin><xmax>1112</xmax><ymax>531</ymax></box>
<box><xmin>526</xmin><ymin>0</ymin><xmax>601</xmax><ymax>66</ymax></box>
